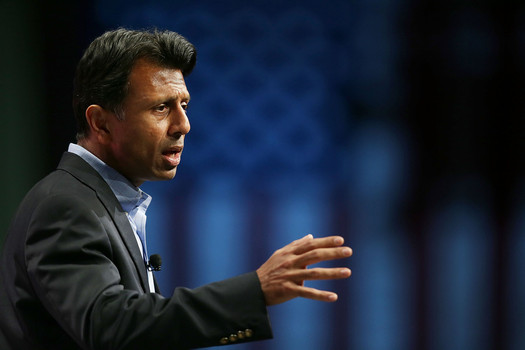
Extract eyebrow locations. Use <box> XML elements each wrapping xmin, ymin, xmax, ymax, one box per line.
<box><xmin>157</xmin><ymin>93</ymin><xmax>190</xmax><ymax>106</ymax></box>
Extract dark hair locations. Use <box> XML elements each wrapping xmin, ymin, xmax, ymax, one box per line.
<box><xmin>72</xmin><ymin>28</ymin><xmax>197</xmax><ymax>140</ymax></box>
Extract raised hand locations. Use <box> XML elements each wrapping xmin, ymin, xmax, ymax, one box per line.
<box><xmin>256</xmin><ymin>234</ymin><xmax>352</xmax><ymax>306</ymax></box>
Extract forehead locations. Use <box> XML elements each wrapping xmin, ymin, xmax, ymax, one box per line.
<box><xmin>126</xmin><ymin>59</ymin><xmax>189</xmax><ymax>100</ymax></box>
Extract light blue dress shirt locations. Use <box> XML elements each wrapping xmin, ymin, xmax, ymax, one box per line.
<box><xmin>68</xmin><ymin>143</ymin><xmax>156</xmax><ymax>292</ymax></box>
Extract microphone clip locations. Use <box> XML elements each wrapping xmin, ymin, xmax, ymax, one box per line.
<box><xmin>147</xmin><ymin>254</ymin><xmax>162</xmax><ymax>271</ymax></box>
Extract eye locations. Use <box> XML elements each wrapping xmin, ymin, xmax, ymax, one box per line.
<box><xmin>154</xmin><ymin>104</ymin><xmax>168</xmax><ymax>113</ymax></box>
<box><xmin>181</xmin><ymin>102</ymin><xmax>189</xmax><ymax>112</ymax></box>
<box><xmin>152</xmin><ymin>104</ymin><xmax>171</xmax><ymax>117</ymax></box>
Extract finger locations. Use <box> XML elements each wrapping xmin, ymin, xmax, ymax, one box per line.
<box><xmin>296</xmin><ymin>234</ymin><xmax>314</xmax><ymax>243</ymax></box>
<box><xmin>293</xmin><ymin>236</ymin><xmax>346</xmax><ymax>255</ymax></box>
<box><xmin>290</xmin><ymin>267</ymin><xmax>352</xmax><ymax>281</ymax></box>
<box><xmin>286</xmin><ymin>283</ymin><xmax>339</xmax><ymax>302</ymax></box>
<box><xmin>295</xmin><ymin>246</ymin><xmax>353</xmax><ymax>267</ymax></box>
<box><xmin>284</xmin><ymin>234</ymin><xmax>313</xmax><ymax>250</ymax></box>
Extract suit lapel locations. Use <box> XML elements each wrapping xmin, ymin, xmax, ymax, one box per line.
<box><xmin>153</xmin><ymin>275</ymin><xmax>161</xmax><ymax>294</ymax></box>
<box><xmin>57</xmin><ymin>152</ymin><xmax>150</xmax><ymax>292</ymax></box>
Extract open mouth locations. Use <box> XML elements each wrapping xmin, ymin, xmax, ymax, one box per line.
<box><xmin>162</xmin><ymin>146</ymin><xmax>183</xmax><ymax>166</ymax></box>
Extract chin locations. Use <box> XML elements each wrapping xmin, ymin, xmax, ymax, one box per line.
<box><xmin>159</xmin><ymin>169</ymin><xmax>178</xmax><ymax>181</ymax></box>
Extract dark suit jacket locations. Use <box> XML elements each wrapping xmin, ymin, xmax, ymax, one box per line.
<box><xmin>0</xmin><ymin>152</ymin><xmax>272</xmax><ymax>349</ymax></box>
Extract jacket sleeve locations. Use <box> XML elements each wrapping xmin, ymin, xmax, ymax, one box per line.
<box><xmin>25</xmin><ymin>193</ymin><xmax>272</xmax><ymax>349</ymax></box>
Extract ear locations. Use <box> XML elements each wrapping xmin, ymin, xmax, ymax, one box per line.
<box><xmin>85</xmin><ymin>105</ymin><xmax>112</xmax><ymax>144</ymax></box>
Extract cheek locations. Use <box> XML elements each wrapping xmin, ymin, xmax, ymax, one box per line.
<box><xmin>137</xmin><ymin>127</ymin><xmax>165</xmax><ymax>154</ymax></box>
<box><xmin>116</xmin><ymin>121</ymin><xmax>165</xmax><ymax>154</ymax></box>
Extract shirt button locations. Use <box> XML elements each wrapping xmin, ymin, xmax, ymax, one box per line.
<box><xmin>219</xmin><ymin>337</ymin><xmax>229</xmax><ymax>345</ymax></box>
<box><xmin>229</xmin><ymin>334</ymin><xmax>238</xmax><ymax>342</ymax></box>
<box><xmin>245</xmin><ymin>329</ymin><xmax>254</xmax><ymax>338</ymax></box>
<box><xmin>237</xmin><ymin>330</ymin><xmax>245</xmax><ymax>339</ymax></box>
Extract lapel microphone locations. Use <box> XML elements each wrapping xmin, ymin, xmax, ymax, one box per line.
<box><xmin>147</xmin><ymin>254</ymin><xmax>162</xmax><ymax>271</ymax></box>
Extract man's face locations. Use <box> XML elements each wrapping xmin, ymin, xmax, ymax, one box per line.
<box><xmin>106</xmin><ymin>59</ymin><xmax>191</xmax><ymax>187</ymax></box>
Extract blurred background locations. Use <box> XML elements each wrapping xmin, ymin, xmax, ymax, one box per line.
<box><xmin>1</xmin><ymin>0</ymin><xmax>524</xmax><ymax>349</ymax></box>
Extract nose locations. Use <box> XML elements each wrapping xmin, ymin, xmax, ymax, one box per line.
<box><xmin>168</xmin><ymin>107</ymin><xmax>191</xmax><ymax>138</ymax></box>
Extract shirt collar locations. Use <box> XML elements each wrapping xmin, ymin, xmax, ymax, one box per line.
<box><xmin>67</xmin><ymin>143</ymin><xmax>152</xmax><ymax>213</ymax></box>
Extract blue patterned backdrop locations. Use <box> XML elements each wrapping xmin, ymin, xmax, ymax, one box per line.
<box><xmin>93</xmin><ymin>1</ymin><xmax>525</xmax><ymax>349</ymax></box>
<box><xmin>3</xmin><ymin>0</ymin><xmax>524</xmax><ymax>349</ymax></box>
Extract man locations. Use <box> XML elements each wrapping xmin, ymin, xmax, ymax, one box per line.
<box><xmin>0</xmin><ymin>28</ymin><xmax>352</xmax><ymax>349</ymax></box>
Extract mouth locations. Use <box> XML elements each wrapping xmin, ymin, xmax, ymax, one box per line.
<box><xmin>162</xmin><ymin>146</ymin><xmax>183</xmax><ymax>167</ymax></box>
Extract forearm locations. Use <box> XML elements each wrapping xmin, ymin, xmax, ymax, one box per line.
<box><xmin>86</xmin><ymin>272</ymin><xmax>272</xmax><ymax>349</ymax></box>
